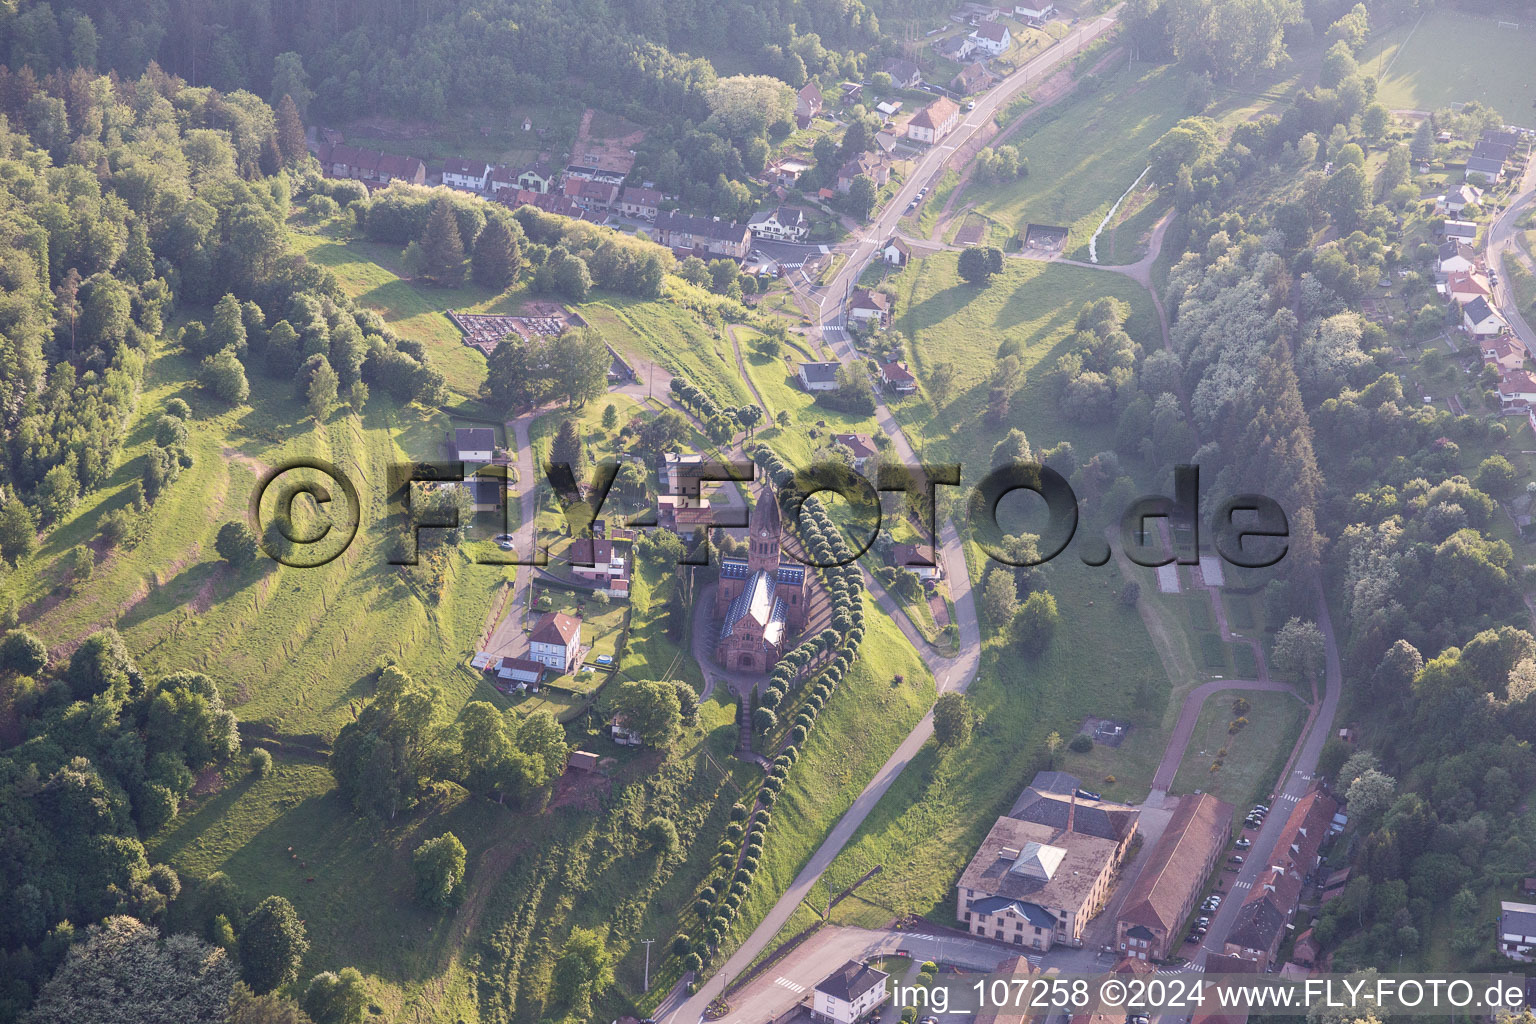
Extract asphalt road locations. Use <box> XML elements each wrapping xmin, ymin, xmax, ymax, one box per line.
<box><xmin>1189</xmin><ymin>585</ymin><xmax>1343</xmax><ymax>970</ymax></box>
<box><xmin>1488</xmin><ymin>151</ymin><xmax>1536</xmax><ymax>350</ymax></box>
<box><xmin>815</xmin><ymin>7</ymin><xmax>1124</xmax><ymax>337</ymax></box>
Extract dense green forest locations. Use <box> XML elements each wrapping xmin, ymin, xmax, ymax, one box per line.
<box><xmin>1120</xmin><ymin>1</ymin><xmax>1536</xmax><ymax>972</ymax></box>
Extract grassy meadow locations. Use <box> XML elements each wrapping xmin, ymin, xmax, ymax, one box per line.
<box><xmin>1358</xmin><ymin>9</ymin><xmax>1536</xmax><ymax>119</ymax></box>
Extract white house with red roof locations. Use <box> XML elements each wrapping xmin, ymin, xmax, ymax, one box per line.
<box><xmin>1499</xmin><ymin>370</ymin><xmax>1536</xmax><ymax>410</ymax></box>
<box><xmin>1483</xmin><ymin>334</ymin><xmax>1526</xmax><ymax>375</ymax></box>
<box><xmin>907</xmin><ymin>97</ymin><xmax>961</xmax><ymax>144</ymax></box>
<box><xmin>529</xmin><ymin>611</ymin><xmax>581</xmax><ymax>673</ymax></box>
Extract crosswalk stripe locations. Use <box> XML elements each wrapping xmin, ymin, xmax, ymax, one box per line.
<box><xmin>775</xmin><ymin>977</ymin><xmax>806</xmax><ymax>993</ymax></box>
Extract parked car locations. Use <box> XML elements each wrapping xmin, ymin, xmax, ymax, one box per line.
<box><xmin>1235</xmin><ymin>838</ymin><xmax>1252</xmax><ymax>849</ymax></box>
<box><xmin>1185</xmin><ymin>934</ymin><xmax>1200</xmax><ymax>943</ymax></box>
<box><xmin>964</xmin><ymin>99</ymin><xmax>976</xmax><ymax>111</ymax></box>
<box><xmin>1228</xmin><ymin>855</ymin><xmax>1244</xmax><ymax>864</ymax></box>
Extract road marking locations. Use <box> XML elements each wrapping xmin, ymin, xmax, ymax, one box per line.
<box><xmin>774</xmin><ymin>977</ymin><xmax>806</xmax><ymax>993</ymax></box>
<box><xmin>1231</xmin><ymin>880</ymin><xmax>1251</xmax><ymax>890</ymax></box>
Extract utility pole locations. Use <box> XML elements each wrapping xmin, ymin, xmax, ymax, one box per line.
<box><xmin>642</xmin><ymin>938</ymin><xmax>656</xmax><ymax>992</ymax></box>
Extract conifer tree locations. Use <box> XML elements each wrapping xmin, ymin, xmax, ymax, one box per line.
<box><xmin>418</xmin><ymin>201</ymin><xmax>465</xmax><ymax>286</ymax></box>
<box><xmin>472</xmin><ymin>217</ymin><xmax>522</xmax><ymax>290</ymax></box>
<box><xmin>275</xmin><ymin>95</ymin><xmax>307</xmax><ymax>166</ymax></box>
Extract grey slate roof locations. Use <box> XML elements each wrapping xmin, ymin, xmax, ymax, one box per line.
<box><xmin>816</xmin><ymin>960</ymin><xmax>888</xmax><ymax>1003</ymax></box>
<box><xmin>971</xmin><ymin>895</ymin><xmax>1056</xmax><ymax>928</ymax></box>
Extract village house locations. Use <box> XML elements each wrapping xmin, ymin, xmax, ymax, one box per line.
<box><xmin>796</xmin><ymin>82</ymin><xmax>825</xmax><ymax>128</ymax></box>
<box><xmin>937</xmin><ymin>33</ymin><xmax>977</xmax><ymax>61</ymax></box>
<box><xmin>811</xmin><ymin>960</ymin><xmax>888</xmax><ymax>1024</ymax></box>
<box><xmin>1442</xmin><ymin>219</ymin><xmax>1478</xmax><ymax>242</ymax></box>
<box><xmin>907</xmin><ymin>97</ymin><xmax>961</xmax><ymax>144</ymax></box>
<box><xmin>454</xmin><ymin>427</ymin><xmax>495</xmax><ymax>463</ymax></box>
<box><xmin>880</xmin><ymin>360</ymin><xmax>919</xmax><ymax>394</ymax></box>
<box><xmin>1437</xmin><ymin>182</ymin><xmax>1484</xmax><ymax>216</ymax></box>
<box><xmin>831</xmin><ymin>432</ymin><xmax>879</xmax><ymax>471</ymax></box>
<box><xmin>566</xmin><ymin>537</ymin><xmax>630</xmax><ymax>598</ymax></box>
<box><xmin>1443</xmin><ymin>268</ymin><xmax>1492</xmax><ymax>303</ymax></box>
<box><xmin>849</xmin><ymin>288</ymin><xmax>892</xmax><ymax>326</ymax></box>
<box><xmin>487</xmin><ymin>164</ymin><xmax>518</xmax><ymax>194</ymax></box>
<box><xmin>1114</xmin><ymin>793</ymin><xmax>1233</xmax><ymax>962</ymax></box>
<box><xmin>876</xmin><ymin>100</ymin><xmax>904</xmax><ymax>118</ymax></box>
<box><xmin>1473</xmin><ymin>138</ymin><xmax>1514</xmax><ymax>164</ymax></box>
<box><xmin>770</xmin><ymin>157</ymin><xmax>812</xmax><ymax>187</ymax></box>
<box><xmin>653</xmin><ymin>211</ymin><xmax>751</xmax><ymax>259</ymax></box>
<box><xmin>1015</xmin><ymin>2</ymin><xmax>1057</xmax><ymax>21</ymax></box>
<box><xmin>880</xmin><ymin>237</ymin><xmax>911</xmax><ymax>266</ymax></box>
<box><xmin>882</xmin><ymin>58</ymin><xmax>923</xmax><ymax>89</ymax></box>
<box><xmin>970</xmin><ymin>20</ymin><xmax>1012</xmax><ymax>55</ymax></box>
<box><xmin>1437</xmin><ymin>240</ymin><xmax>1478</xmax><ymax>275</ymax></box>
<box><xmin>798</xmin><ymin>361</ymin><xmax>842</xmax><ymax>392</ymax></box>
<box><xmin>1500</xmin><ymin>902</ymin><xmax>1536</xmax><ymax>961</ymax></box>
<box><xmin>748</xmin><ymin>206</ymin><xmax>810</xmax><ymax>242</ymax></box>
<box><xmin>465</xmin><ymin>476</ymin><xmax>502</xmax><ymax>514</ymax></box>
<box><xmin>837</xmin><ymin>153</ymin><xmax>892</xmax><ymax>193</ymax></box>
<box><xmin>376</xmin><ymin>153</ymin><xmax>427</xmax><ymax>185</ymax></box>
<box><xmin>1499</xmin><ymin>370</ymin><xmax>1536</xmax><ymax>410</ymax></box>
<box><xmin>657</xmin><ymin>493</ymin><xmax>713</xmax><ymax>541</ymax></box>
<box><xmin>618</xmin><ymin>186</ymin><xmax>664</xmax><ymax>221</ymax></box>
<box><xmin>841</xmin><ymin>81</ymin><xmax>864</xmax><ymax>105</ymax></box>
<box><xmin>528</xmin><ymin>611</ymin><xmax>581</xmax><ymax>674</ymax></box>
<box><xmin>1466</xmin><ymin>155</ymin><xmax>1504</xmax><ymax>182</ymax></box>
<box><xmin>1463</xmin><ymin>296</ymin><xmax>1507</xmax><ymax>337</ymax></box>
<box><xmin>1223</xmin><ymin>788</ymin><xmax>1337</xmax><ymax>969</ymax></box>
<box><xmin>660</xmin><ymin>451</ymin><xmax>704</xmax><ymax>496</ymax></box>
<box><xmin>890</xmin><ymin>542</ymin><xmax>941</xmax><ymax>581</ymax></box>
<box><xmin>1483</xmin><ymin>333</ymin><xmax>1525</xmax><ymax>375</ymax></box>
<box><xmin>952</xmin><ymin>62</ymin><xmax>994</xmax><ymax>96</ymax></box>
<box><xmin>516</xmin><ymin>162</ymin><xmax>558</xmax><ymax>194</ymax></box>
<box><xmin>566</xmin><ymin>178</ymin><xmax>620</xmax><ymax>213</ymax></box>
<box><xmin>443</xmin><ymin>158</ymin><xmax>492</xmax><ymax>191</ymax></box>
<box><xmin>328</xmin><ymin>145</ymin><xmax>382</xmax><ymax>181</ymax></box>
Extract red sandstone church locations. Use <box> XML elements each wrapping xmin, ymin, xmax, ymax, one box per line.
<box><xmin>714</xmin><ymin>484</ymin><xmax>809</xmax><ymax>672</ymax></box>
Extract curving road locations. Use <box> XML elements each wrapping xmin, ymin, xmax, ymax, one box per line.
<box><xmin>1488</xmin><ymin>149</ymin><xmax>1536</xmax><ymax>352</ymax></box>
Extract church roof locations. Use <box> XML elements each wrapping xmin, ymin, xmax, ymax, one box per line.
<box><xmin>720</xmin><ymin>569</ymin><xmax>786</xmax><ymax>645</ymax></box>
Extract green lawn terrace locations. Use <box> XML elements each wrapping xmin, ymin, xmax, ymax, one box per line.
<box><xmin>886</xmin><ymin>251</ymin><xmax>1158</xmax><ymax>491</ymax></box>
<box><xmin>0</xmin><ymin>343</ymin><xmax>518</xmax><ymax>742</ymax></box>
<box><xmin>149</xmin><ymin>688</ymin><xmax>746</xmax><ymax>1023</ymax></box>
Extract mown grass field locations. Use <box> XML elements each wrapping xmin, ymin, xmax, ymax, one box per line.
<box><xmin>288</xmin><ymin>226</ymin><xmax>503</xmax><ymax>401</ymax></box>
<box><xmin>889</xmin><ymin>252</ymin><xmax>1159</xmax><ymax>490</ymax></box>
<box><xmin>965</xmin><ymin>62</ymin><xmax>1187</xmax><ymax>256</ymax></box>
<box><xmin>151</xmin><ymin>694</ymin><xmax>744</xmax><ymax>1023</ymax></box>
<box><xmin>1170</xmin><ymin>688</ymin><xmax>1306</xmax><ymax>808</ymax></box>
<box><xmin>0</xmin><ymin>343</ymin><xmax>513</xmax><ymax>742</ymax></box>
<box><xmin>1358</xmin><ymin>10</ymin><xmax>1536</xmax><ymax>120</ymax></box>
<box><xmin>580</xmin><ymin>296</ymin><xmax>755</xmax><ymax>412</ymax></box>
